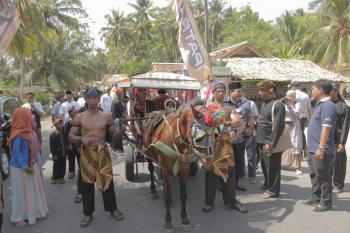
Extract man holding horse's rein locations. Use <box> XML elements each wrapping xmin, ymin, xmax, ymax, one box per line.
<box><xmin>69</xmin><ymin>88</ymin><xmax>125</xmax><ymax>227</ymax></box>
<box><xmin>202</xmin><ymin>82</ymin><xmax>248</xmax><ymax>213</ymax></box>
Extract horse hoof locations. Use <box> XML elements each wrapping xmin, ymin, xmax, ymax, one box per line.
<box><xmin>182</xmin><ymin>223</ymin><xmax>192</xmax><ymax>232</ymax></box>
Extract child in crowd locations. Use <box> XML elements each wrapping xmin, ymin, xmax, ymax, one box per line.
<box><xmin>50</xmin><ymin>118</ymin><xmax>66</xmax><ymax>184</ymax></box>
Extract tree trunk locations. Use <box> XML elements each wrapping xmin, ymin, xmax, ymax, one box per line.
<box><xmin>19</xmin><ymin>60</ymin><xmax>24</xmax><ymax>100</ymax></box>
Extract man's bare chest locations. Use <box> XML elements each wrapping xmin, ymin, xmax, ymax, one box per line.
<box><xmin>80</xmin><ymin>114</ymin><xmax>108</xmax><ymax>131</ymax></box>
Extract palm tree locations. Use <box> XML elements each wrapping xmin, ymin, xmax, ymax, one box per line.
<box><xmin>39</xmin><ymin>0</ymin><xmax>87</xmax><ymax>32</ymax></box>
<box><xmin>101</xmin><ymin>10</ymin><xmax>131</xmax><ymax>50</ymax></box>
<box><xmin>128</xmin><ymin>0</ymin><xmax>153</xmax><ymax>44</ymax></box>
<box><xmin>8</xmin><ymin>0</ymin><xmax>88</xmax><ymax>92</ymax></box>
<box><xmin>150</xmin><ymin>5</ymin><xmax>179</xmax><ymax>61</ymax></box>
<box><xmin>190</xmin><ymin>0</ymin><xmax>205</xmax><ymax>36</ymax></box>
<box><xmin>29</xmin><ymin>30</ymin><xmax>95</xmax><ymax>89</ymax></box>
<box><xmin>294</xmin><ymin>0</ymin><xmax>350</xmax><ymax>71</ymax></box>
<box><xmin>209</xmin><ymin>0</ymin><xmax>226</xmax><ymax>49</ymax></box>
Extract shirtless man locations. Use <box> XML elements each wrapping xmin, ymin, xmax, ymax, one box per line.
<box><xmin>68</xmin><ymin>88</ymin><xmax>124</xmax><ymax>227</ymax></box>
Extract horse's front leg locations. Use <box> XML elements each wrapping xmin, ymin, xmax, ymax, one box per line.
<box><xmin>148</xmin><ymin>160</ymin><xmax>158</xmax><ymax>199</ymax></box>
<box><xmin>162</xmin><ymin>167</ymin><xmax>173</xmax><ymax>232</ymax></box>
<box><xmin>179</xmin><ymin>163</ymin><xmax>192</xmax><ymax>231</ymax></box>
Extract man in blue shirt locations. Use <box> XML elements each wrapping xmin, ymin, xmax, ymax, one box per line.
<box><xmin>302</xmin><ymin>79</ymin><xmax>336</xmax><ymax>212</ymax></box>
<box><xmin>226</xmin><ymin>82</ymin><xmax>254</xmax><ymax>191</ymax></box>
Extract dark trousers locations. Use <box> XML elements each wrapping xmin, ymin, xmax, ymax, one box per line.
<box><xmin>264</xmin><ymin>152</ymin><xmax>282</xmax><ymax>197</ymax></box>
<box><xmin>232</xmin><ymin>141</ymin><xmax>246</xmax><ymax>183</ymax></box>
<box><xmin>76</xmin><ymin>152</ymin><xmax>83</xmax><ymax>194</ymax></box>
<box><xmin>205</xmin><ymin>167</ymin><xmax>236</xmax><ymax>206</ymax></box>
<box><xmin>113</xmin><ymin>118</ymin><xmax>124</xmax><ymax>151</ymax></box>
<box><xmin>0</xmin><ymin>213</ymin><xmax>2</xmax><ymax>233</ymax></box>
<box><xmin>307</xmin><ymin>153</ymin><xmax>333</xmax><ymax>206</ymax></box>
<box><xmin>67</xmin><ymin>148</ymin><xmax>78</xmax><ymax>173</ymax></box>
<box><xmin>256</xmin><ymin>144</ymin><xmax>261</xmax><ymax>168</ymax></box>
<box><xmin>82</xmin><ymin>180</ymin><xmax>118</xmax><ymax>216</ymax></box>
<box><xmin>300</xmin><ymin>118</ymin><xmax>307</xmax><ymax>154</ymax></box>
<box><xmin>52</xmin><ymin>157</ymin><xmax>66</xmax><ymax>180</ymax></box>
<box><xmin>113</xmin><ymin>136</ymin><xmax>124</xmax><ymax>151</ymax></box>
<box><xmin>246</xmin><ymin>136</ymin><xmax>257</xmax><ymax>178</ymax></box>
<box><xmin>257</xmin><ymin>144</ymin><xmax>267</xmax><ymax>187</ymax></box>
<box><xmin>332</xmin><ymin>148</ymin><xmax>347</xmax><ymax>190</ymax></box>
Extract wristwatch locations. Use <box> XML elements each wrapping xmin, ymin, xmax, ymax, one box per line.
<box><xmin>318</xmin><ymin>147</ymin><xmax>325</xmax><ymax>152</ymax></box>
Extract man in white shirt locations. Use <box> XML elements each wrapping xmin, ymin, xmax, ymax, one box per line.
<box><xmin>22</xmin><ymin>92</ymin><xmax>45</xmax><ymax>143</ymax></box>
<box><xmin>100</xmin><ymin>88</ymin><xmax>112</xmax><ymax>113</ymax></box>
<box><xmin>60</xmin><ymin>90</ymin><xmax>81</xmax><ymax>123</ymax></box>
<box><xmin>245</xmin><ymin>99</ymin><xmax>259</xmax><ymax>184</ymax></box>
<box><xmin>51</xmin><ymin>91</ymin><xmax>65</xmax><ymax>120</ymax></box>
<box><xmin>290</xmin><ymin>81</ymin><xmax>313</xmax><ymax>154</ymax></box>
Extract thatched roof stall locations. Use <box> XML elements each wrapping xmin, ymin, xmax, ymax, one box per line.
<box><xmin>223</xmin><ymin>58</ymin><xmax>344</xmax><ymax>101</ymax></box>
<box><xmin>225</xmin><ymin>58</ymin><xmax>343</xmax><ymax>82</ymax></box>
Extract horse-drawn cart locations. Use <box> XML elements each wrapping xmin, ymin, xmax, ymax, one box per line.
<box><xmin>123</xmin><ymin>72</ymin><xmax>202</xmax><ymax>181</ymax></box>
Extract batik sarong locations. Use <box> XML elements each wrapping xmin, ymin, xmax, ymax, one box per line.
<box><xmin>80</xmin><ymin>143</ymin><xmax>113</xmax><ymax>191</ymax></box>
<box><xmin>212</xmin><ymin>134</ymin><xmax>235</xmax><ymax>182</ymax></box>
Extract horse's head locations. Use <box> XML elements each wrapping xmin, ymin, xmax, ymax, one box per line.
<box><xmin>186</xmin><ymin>104</ymin><xmax>218</xmax><ymax>158</ymax></box>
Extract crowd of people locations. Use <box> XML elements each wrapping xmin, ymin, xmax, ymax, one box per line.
<box><xmin>0</xmin><ymin>78</ymin><xmax>349</xmax><ymax>231</ymax></box>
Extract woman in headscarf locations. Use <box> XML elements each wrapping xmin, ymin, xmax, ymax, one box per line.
<box><xmin>7</xmin><ymin>108</ymin><xmax>49</xmax><ymax>227</ymax></box>
<box><xmin>282</xmin><ymin>90</ymin><xmax>303</xmax><ymax>175</ymax></box>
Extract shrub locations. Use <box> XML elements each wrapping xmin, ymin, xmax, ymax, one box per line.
<box><xmin>35</xmin><ymin>91</ymin><xmax>53</xmax><ymax>106</ymax></box>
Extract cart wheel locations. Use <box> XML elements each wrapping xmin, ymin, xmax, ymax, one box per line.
<box><xmin>124</xmin><ymin>145</ymin><xmax>135</xmax><ymax>181</ymax></box>
<box><xmin>189</xmin><ymin>161</ymin><xmax>198</xmax><ymax>176</ymax></box>
<box><xmin>0</xmin><ymin>148</ymin><xmax>10</xmax><ymax>180</ymax></box>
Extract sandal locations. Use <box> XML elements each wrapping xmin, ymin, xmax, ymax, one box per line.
<box><xmin>80</xmin><ymin>215</ymin><xmax>93</xmax><ymax>228</ymax></box>
<box><xmin>15</xmin><ymin>220</ymin><xmax>28</xmax><ymax>228</ymax></box>
<box><xmin>202</xmin><ymin>204</ymin><xmax>213</xmax><ymax>213</ymax></box>
<box><xmin>74</xmin><ymin>194</ymin><xmax>83</xmax><ymax>203</ymax></box>
<box><xmin>111</xmin><ymin>210</ymin><xmax>125</xmax><ymax>221</ymax></box>
<box><xmin>68</xmin><ymin>172</ymin><xmax>75</xmax><ymax>179</ymax></box>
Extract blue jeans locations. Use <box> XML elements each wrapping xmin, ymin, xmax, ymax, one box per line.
<box><xmin>246</xmin><ymin>136</ymin><xmax>256</xmax><ymax>178</ymax></box>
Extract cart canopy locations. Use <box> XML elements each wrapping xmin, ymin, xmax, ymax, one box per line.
<box><xmin>127</xmin><ymin>72</ymin><xmax>201</xmax><ymax>90</ymax></box>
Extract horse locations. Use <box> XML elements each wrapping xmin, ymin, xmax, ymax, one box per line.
<box><xmin>142</xmin><ymin>101</ymin><xmax>217</xmax><ymax>232</ymax></box>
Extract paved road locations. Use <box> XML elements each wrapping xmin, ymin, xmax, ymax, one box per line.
<box><xmin>2</xmin><ymin>118</ymin><xmax>350</xmax><ymax>233</ymax></box>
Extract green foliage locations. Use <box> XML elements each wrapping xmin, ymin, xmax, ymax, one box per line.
<box><xmin>3</xmin><ymin>89</ymin><xmax>19</xmax><ymax>97</ymax></box>
<box><xmin>4</xmin><ymin>0</ymin><xmax>350</xmax><ymax>87</ymax></box>
<box><xmin>35</xmin><ymin>91</ymin><xmax>52</xmax><ymax>106</ymax></box>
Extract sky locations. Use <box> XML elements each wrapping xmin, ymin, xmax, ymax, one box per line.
<box><xmin>81</xmin><ymin>0</ymin><xmax>311</xmax><ymax>48</ymax></box>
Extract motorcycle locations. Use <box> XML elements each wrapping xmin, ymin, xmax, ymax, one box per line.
<box><xmin>0</xmin><ymin>119</ymin><xmax>12</xmax><ymax>180</ymax></box>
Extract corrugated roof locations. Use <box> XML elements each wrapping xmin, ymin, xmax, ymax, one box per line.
<box><xmin>151</xmin><ymin>63</ymin><xmax>184</xmax><ymax>73</ymax></box>
<box><xmin>101</xmin><ymin>74</ymin><xmax>129</xmax><ymax>86</ymax></box>
<box><xmin>131</xmin><ymin>72</ymin><xmax>201</xmax><ymax>90</ymax></box>
<box><xmin>225</xmin><ymin>58</ymin><xmax>343</xmax><ymax>82</ymax></box>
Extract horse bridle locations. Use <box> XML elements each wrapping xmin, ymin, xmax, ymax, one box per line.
<box><xmin>173</xmin><ymin>110</ymin><xmax>215</xmax><ymax>158</ymax></box>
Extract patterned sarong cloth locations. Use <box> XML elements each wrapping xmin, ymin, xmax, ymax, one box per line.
<box><xmin>80</xmin><ymin>143</ymin><xmax>113</xmax><ymax>191</ymax></box>
<box><xmin>211</xmin><ymin>134</ymin><xmax>235</xmax><ymax>183</ymax></box>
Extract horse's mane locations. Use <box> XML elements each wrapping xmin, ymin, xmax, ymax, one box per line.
<box><xmin>176</xmin><ymin>96</ymin><xmax>204</xmax><ymax>114</ymax></box>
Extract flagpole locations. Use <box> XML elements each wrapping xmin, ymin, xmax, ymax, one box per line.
<box><xmin>204</xmin><ymin>0</ymin><xmax>209</xmax><ymax>52</ymax></box>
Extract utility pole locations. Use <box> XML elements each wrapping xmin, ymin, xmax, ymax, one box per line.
<box><xmin>204</xmin><ymin>0</ymin><xmax>209</xmax><ymax>52</ymax></box>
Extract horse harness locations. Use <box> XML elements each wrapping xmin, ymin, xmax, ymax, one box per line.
<box><xmin>149</xmin><ymin>109</ymin><xmax>216</xmax><ymax>175</ymax></box>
